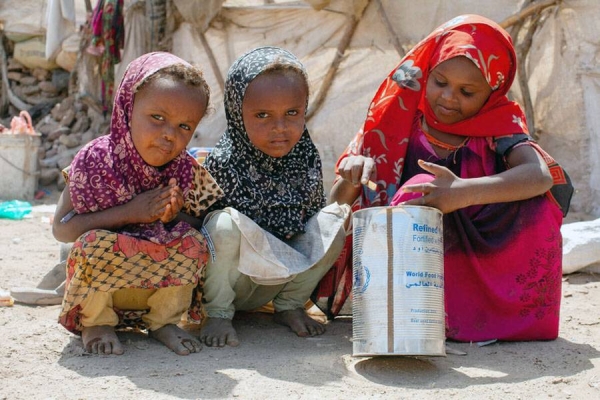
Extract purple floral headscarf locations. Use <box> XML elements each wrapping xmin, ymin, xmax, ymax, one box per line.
<box><xmin>68</xmin><ymin>52</ymin><xmax>199</xmax><ymax>243</ymax></box>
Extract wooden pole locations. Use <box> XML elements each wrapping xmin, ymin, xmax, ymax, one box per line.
<box><xmin>0</xmin><ymin>33</ymin><xmax>30</xmax><ymax>112</ymax></box>
<box><xmin>516</xmin><ymin>13</ymin><xmax>543</xmax><ymax>139</ymax></box>
<box><xmin>306</xmin><ymin>0</ymin><xmax>371</xmax><ymax>121</ymax></box>
<box><xmin>500</xmin><ymin>0</ymin><xmax>560</xmax><ymax>29</ymax></box>
<box><xmin>198</xmin><ymin>30</ymin><xmax>225</xmax><ymax>94</ymax></box>
<box><xmin>375</xmin><ymin>0</ymin><xmax>405</xmax><ymax>58</ymax></box>
<box><xmin>503</xmin><ymin>0</ymin><xmax>560</xmax><ymax>139</ymax></box>
<box><xmin>0</xmin><ymin>32</ymin><xmax>9</xmax><ymax>115</ymax></box>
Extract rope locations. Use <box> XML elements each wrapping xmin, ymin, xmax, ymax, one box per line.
<box><xmin>0</xmin><ymin>152</ymin><xmax>39</xmax><ymax>176</ymax></box>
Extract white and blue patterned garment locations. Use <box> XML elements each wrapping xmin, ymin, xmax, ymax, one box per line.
<box><xmin>204</xmin><ymin>46</ymin><xmax>325</xmax><ymax>239</ymax></box>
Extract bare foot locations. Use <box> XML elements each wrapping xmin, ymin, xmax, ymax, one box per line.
<box><xmin>200</xmin><ymin>317</ymin><xmax>240</xmax><ymax>347</ymax></box>
<box><xmin>150</xmin><ymin>324</ymin><xmax>202</xmax><ymax>356</ymax></box>
<box><xmin>273</xmin><ymin>308</ymin><xmax>326</xmax><ymax>337</ymax></box>
<box><xmin>82</xmin><ymin>325</ymin><xmax>124</xmax><ymax>355</ymax></box>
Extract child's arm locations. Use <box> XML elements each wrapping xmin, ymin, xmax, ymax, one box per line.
<box><xmin>52</xmin><ymin>184</ymin><xmax>177</xmax><ymax>243</ymax></box>
<box><xmin>174</xmin><ymin>212</ymin><xmax>203</xmax><ymax>230</ymax></box>
<box><xmin>401</xmin><ymin>145</ymin><xmax>554</xmax><ymax>213</ymax></box>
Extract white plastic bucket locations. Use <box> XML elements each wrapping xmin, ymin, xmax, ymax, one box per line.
<box><xmin>352</xmin><ymin>205</ymin><xmax>446</xmax><ymax>357</ymax></box>
<box><xmin>0</xmin><ymin>134</ymin><xmax>41</xmax><ymax>201</ymax></box>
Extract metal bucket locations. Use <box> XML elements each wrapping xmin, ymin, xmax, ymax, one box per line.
<box><xmin>352</xmin><ymin>205</ymin><xmax>446</xmax><ymax>357</ymax></box>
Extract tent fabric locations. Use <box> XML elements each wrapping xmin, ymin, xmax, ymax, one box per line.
<box><xmin>1</xmin><ymin>0</ymin><xmax>598</xmax><ymax>216</ymax></box>
<box><xmin>172</xmin><ymin>0</ymin><xmax>599</xmax><ymax>217</ymax></box>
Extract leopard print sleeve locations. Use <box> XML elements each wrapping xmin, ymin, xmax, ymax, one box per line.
<box><xmin>183</xmin><ymin>163</ymin><xmax>225</xmax><ymax>218</ymax></box>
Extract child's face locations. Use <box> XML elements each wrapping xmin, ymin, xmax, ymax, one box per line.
<box><xmin>130</xmin><ymin>77</ymin><xmax>208</xmax><ymax>167</ymax></box>
<box><xmin>242</xmin><ymin>71</ymin><xmax>307</xmax><ymax>158</ymax></box>
<box><xmin>426</xmin><ymin>56</ymin><xmax>492</xmax><ymax>125</ymax></box>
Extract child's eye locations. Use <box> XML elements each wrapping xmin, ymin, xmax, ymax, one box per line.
<box><xmin>152</xmin><ymin>114</ymin><xmax>165</xmax><ymax>121</ymax></box>
<box><xmin>179</xmin><ymin>124</ymin><xmax>191</xmax><ymax>131</ymax></box>
<box><xmin>461</xmin><ymin>89</ymin><xmax>474</xmax><ymax>97</ymax></box>
<box><xmin>434</xmin><ymin>78</ymin><xmax>446</xmax><ymax>87</ymax></box>
<box><xmin>287</xmin><ymin>110</ymin><xmax>299</xmax><ymax>116</ymax></box>
<box><xmin>256</xmin><ymin>112</ymin><xmax>268</xmax><ymax>119</ymax></box>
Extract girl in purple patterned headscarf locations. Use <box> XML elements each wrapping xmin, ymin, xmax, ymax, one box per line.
<box><xmin>53</xmin><ymin>52</ymin><xmax>223</xmax><ymax>356</ymax></box>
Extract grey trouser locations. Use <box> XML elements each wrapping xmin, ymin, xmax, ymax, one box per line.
<box><xmin>202</xmin><ymin>211</ymin><xmax>345</xmax><ymax>319</ymax></box>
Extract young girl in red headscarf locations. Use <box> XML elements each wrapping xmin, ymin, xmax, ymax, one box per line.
<box><xmin>313</xmin><ymin>14</ymin><xmax>573</xmax><ymax>342</ymax></box>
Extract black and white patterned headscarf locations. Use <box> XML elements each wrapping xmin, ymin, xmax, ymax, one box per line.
<box><xmin>204</xmin><ymin>46</ymin><xmax>325</xmax><ymax>239</ymax></box>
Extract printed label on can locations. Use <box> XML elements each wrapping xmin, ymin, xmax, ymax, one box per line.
<box><xmin>352</xmin><ymin>206</ymin><xmax>446</xmax><ymax>357</ymax></box>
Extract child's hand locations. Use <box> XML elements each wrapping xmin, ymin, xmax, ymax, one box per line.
<box><xmin>337</xmin><ymin>155</ymin><xmax>376</xmax><ymax>187</ymax></box>
<box><xmin>127</xmin><ymin>184</ymin><xmax>178</xmax><ymax>224</ymax></box>
<box><xmin>400</xmin><ymin>160</ymin><xmax>470</xmax><ymax>213</ymax></box>
<box><xmin>159</xmin><ymin>178</ymin><xmax>184</xmax><ymax>224</ymax></box>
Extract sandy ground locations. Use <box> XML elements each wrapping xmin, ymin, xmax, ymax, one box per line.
<box><xmin>1</xmin><ymin>188</ymin><xmax>600</xmax><ymax>400</ymax></box>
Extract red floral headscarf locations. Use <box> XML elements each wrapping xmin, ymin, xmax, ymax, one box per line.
<box><xmin>338</xmin><ymin>14</ymin><xmax>528</xmax><ymax>206</ymax></box>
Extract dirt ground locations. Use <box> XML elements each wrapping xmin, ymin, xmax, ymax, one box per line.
<box><xmin>1</xmin><ymin>188</ymin><xmax>599</xmax><ymax>400</ymax></box>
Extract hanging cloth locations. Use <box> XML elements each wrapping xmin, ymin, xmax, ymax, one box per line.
<box><xmin>88</xmin><ymin>0</ymin><xmax>125</xmax><ymax>115</ymax></box>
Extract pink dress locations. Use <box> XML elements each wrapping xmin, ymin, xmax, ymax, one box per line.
<box><xmin>401</xmin><ymin>122</ymin><xmax>563</xmax><ymax>341</ymax></box>
<box><xmin>314</xmin><ymin>118</ymin><xmax>565</xmax><ymax>342</ymax></box>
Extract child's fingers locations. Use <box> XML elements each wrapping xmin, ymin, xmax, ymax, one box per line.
<box><xmin>402</xmin><ymin>183</ymin><xmax>430</xmax><ymax>195</ymax></box>
<box><xmin>160</xmin><ymin>204</ymin><xmax>173</xmax><ymax>223</ymax></box>
<box><xmin>170</xmin><ymin>187</ymin><xmax>184</xmax><ymax>208</ymax></box>
<box><xmin>339</xmin><ymin>156</ymin><xmax>375</xmax><ymax>187</ymax></box>
<box><xmin>418</xmin><ymin>159</ymin><xmax>448</xmax><ymax>177</ymax></box>
<box><xmin>170</xmin><ymin>185</ymin><xmax>183</xmax><ymax>199</ymax></box>
<box><xmin>360</xmin><ymin>158</ymin><xmax>376</xmax><ymax>185</ymax></box>
<box><xmin>148</xmin><ymin>185</ymin><xmax>176</xmax><ymax>199</ymax></box>
<box><xmin>168</xmin><ymin>183</ymin><xmax>183</xmax><ymax>203</ymax></box>
<box><xmin>161</xmin><ymin>202</ymin><xmax>181</xmax><ymax>223</ymax></box>
<box><xmin>170</xmin><ymin>194</ymin><xmax>184</xmax><ymax>212</ymax></box>
<box><xmin>400</xmin><ymin>196</ymin><xmax>426</xmax><ymax>206</ymax></box>
<box><xmin>133</xmin><ymin>188</ymin><xmax>170</xmax><ymax>210</ymax></box>
<box><xmin>341</xmin><ymin>159</ymin><xmax>365</xmax><ymax>186</ymax></box>
<box><xmin>155</xmin><ymin>189</ymin><xmax>174</xmax><ymax>204</ymax></box>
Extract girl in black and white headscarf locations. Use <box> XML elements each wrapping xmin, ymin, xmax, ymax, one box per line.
<box><xmin>204</xmin><ymin>46</ymin><xmax>325</xmax><ymax>240</ymax></box>
<box><xmin>201</xmin><ymin>47</ymin><xmax>349</xmax><ymax>347</ymax></box>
